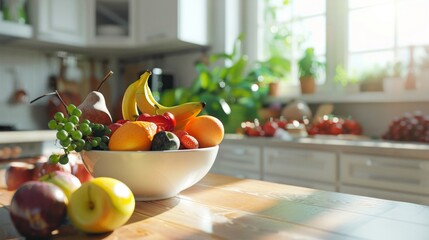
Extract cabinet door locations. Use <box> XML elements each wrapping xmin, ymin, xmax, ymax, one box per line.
<box><xmin>33</xmin><ymin>0</ymin><xmax>86</xmax><ymax>45</ymax></box>
<box><xmin>340</xmin><ymin>153</ymin><xmax>429</xmax><ymax>195</ymax></box>
<box><xmin>137</xmin><ymin>0</ymin><xmax>208</xmax><ymax>50</ymax></box>
<box><xmin>263</xmin><ymin>147</ymin><xmax>337</xmax><ymax>183</ymax></box>
<box><xmin>211</xmin><ymin>143</ymin><xmax>262</xmax><ymax>180</ymax></box>
<box><xmin>87</xmin><ymin>0</ymin><xmax>136</xmax><ymax>47</ymax></box>
<box><xmin>340</xmin><ymin>184</ymin><xmax>429</xmax><ymax>206</ymax></box>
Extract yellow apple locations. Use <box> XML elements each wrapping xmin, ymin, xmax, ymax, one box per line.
<box><xmin>67</xmin><ymin>177</ymin><xmax>135</xmax><ymax>233</ymax></box>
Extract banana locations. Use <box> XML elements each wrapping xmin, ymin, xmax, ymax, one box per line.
<box><xmin>121</xmin><ymin>71</ymin><xmax>152</xmax><ymax>120</ymax></box>
<box><xmin>135</xmin><ymin>72</ymin><xmax>205</xmax><ymax>130</ymax></box>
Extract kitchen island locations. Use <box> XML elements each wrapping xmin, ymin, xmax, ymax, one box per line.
<box><xmin>1</xmin><ymin>173</ymin><xmax>429</xmax><ymax>239</ymax></box>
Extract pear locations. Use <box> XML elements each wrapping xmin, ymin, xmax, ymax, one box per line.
<box><xmin>78</xmin><ymin>91</ymin><xmax>113</xmax><ymax>125</ymax></box>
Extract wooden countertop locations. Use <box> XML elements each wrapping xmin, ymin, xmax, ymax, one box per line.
<box><xmin>1</xmin><ymin>173</ymin><xmax>429</xmax><ymax>239</ymax></box>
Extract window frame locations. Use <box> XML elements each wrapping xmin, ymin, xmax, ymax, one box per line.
<box><xmin>244</xmin><ymin>0</ymin><xmax>429</xmax><ymax>103</ymax></box>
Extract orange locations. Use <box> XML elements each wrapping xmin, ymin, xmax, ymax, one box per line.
<box><xmin>184</xmin><ymin>115</ymin><xmax>224</xmax><ymax>148</ymax></box>
<box><xmin>109</xmin><ymin>121</ymin><xmax>157</xmax><ymax>151</ymax></box>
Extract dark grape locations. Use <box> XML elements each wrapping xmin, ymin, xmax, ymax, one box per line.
<box><xmin>59</xmin><ymin>155</ymin><xmax>69</xmax><ymax>164</ymax></box>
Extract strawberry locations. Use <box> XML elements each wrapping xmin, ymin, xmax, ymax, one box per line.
<box><xmin>179</xmin><ymin>134</ymin><xmax>199</xmax><ymax>149</ymax></box>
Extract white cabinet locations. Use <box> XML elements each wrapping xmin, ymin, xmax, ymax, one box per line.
<box><xmin>339</xmin><ymin>153</ymin><xmax>429</xmax><ymax>196</ymax></box>
<box><xmin>0</xmin><ymin>21</ymin><xmax>33</xmax><ymax>39</ymax></box>
<box><xmin>210</xmin><ymin>143</ymin><xmax>262</xmax><ymax>180</ymax></box>
<box><xmin>136</xmin><ymin>0</ymin><xmax>208</xmax><ymax>53</ymax></box>
<box><xmin>87</xmin><ymin>0</ymin><xmax>137</xmax><ymax>47</ymax></box>
<box><xmin>30</xmin><ymin>0</ymin><xmax>87</xmax><ymax>46</ymax></box>
<box><xmin>263</xmin><ymin>147</ymin><xmax>337</xmax><ymax>191</ymax></box>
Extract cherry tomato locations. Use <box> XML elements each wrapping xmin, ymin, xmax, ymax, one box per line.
<box><xmin>137</xmin><ymin>112</ymin><xmax>176</xmax><ymax>132</ymax></box>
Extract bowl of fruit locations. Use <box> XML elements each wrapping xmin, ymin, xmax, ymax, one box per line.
<box><xmin>44</xmin><ymin>70</ymin><xmax>224</xmax><ymax>201</ymax></box>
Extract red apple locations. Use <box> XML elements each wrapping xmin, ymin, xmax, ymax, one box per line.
<box><xmin>72</xmin><ymin>161</ymin><xmax>93</xmax><ymax>183</ymax></box>
<box><xmin>5</xmin><ymin>162</ymin><xmax>35</xmax><ymax>191</ymax></box>
<box><xmin>9</xmin><ymin>181</ymin><xmax>67</xmax><ymax>239</ymax></box>
<box><xmin>108</xmin><ymin>122</ymin><xmax>123</xmax><ymax>136</ymax></box>
<box><xmin>33</xmin><ymin>160</ymin><xmax>71</xmax><ymax>180</ymax></box>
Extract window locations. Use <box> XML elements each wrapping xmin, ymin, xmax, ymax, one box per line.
<box><xmin>255</xmin><ymin>0</ymin><xmax>429</xmax><ymax>96</ymax></box>
<box><xmin>259</xmin><ymin>0</ymin><xmax>326</xmax><ymax>86</ymax></box>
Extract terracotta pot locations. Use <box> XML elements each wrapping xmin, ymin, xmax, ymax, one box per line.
<box><xmin>299</xmin><ymin>76</ymin><xmax>316</xmax><ymax>94</ymax></box>
<box><xmin>268</xmin><ymin>82</ymin><xmax>280</xmax><ymax>96</ymax></box>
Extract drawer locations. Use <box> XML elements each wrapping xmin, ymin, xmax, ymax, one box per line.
<box><xmin>340</xmin><ymin>153</ymin><xmax>429</xmax><ymax>195</ymax></box>
<box><xmin>263</xmin><ymin>147</ymin><xmax>337</xmax><ymax>183</ymax></box>
<box><xmin>264</xmin><ymin>175</ymin><xmax>336</xmax><ymax>191</ymax></box>
<box><xmin>215</xmin><ymin>143</ymin><xmax>261</xmax><ymax>172</ymax></box>
<box><xmin>340</xmin><ymin>184</ymin><xmax>429</xmax><ymax>206</ymax></box>
<box><xmin>210</xmin><ymin>166</ymin><xmax>261</xmax><ymax>180</ymax></box>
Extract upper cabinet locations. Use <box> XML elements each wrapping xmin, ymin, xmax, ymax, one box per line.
<box><xmin>87</xmin><ymin>0</ymin><xmax>137</xmax><ymax>47</ymax></box>
<box><xmin>7</xmin><ymin>0</ymin><xmax>208</xmax><ymax>54</ymax></box>
<box><xmin>30</xmin><ymin>0</ymin><xmax>87</xmax><ymax>46</ymax></box>
<box><xmin>136</xmin><ymin>0</ymin><xmax>208</xmax><ymax>53</ymax></box>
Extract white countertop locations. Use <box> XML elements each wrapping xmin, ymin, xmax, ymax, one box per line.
<box><xmin>224</xmin><ymin>134</ymin><xmax>429</xmax><ymax>159</ymax></box>
<box><xmin>0</xmin><ymin>130</ymin><xmax>56</xmax><ymax>144</ymax></box>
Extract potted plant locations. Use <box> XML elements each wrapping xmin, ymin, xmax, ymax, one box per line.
<box><xmin>298</xmin><ymin>47</ymin><xmax>323</xmax><ymax>94</ymax></box>
<box><xmin>159</xmin><ymin>35</ymin><xmax>265</xmax><ymax>133</ymax></box>
<box><xmin>334</xmin><ymin>65</ymin><xmax>360</xmax><ymax>93</ymax></box>
<box><xmin>248</xmin><ymin>56</ymin><xmax>290</xmax><ymax>96</ymax></box>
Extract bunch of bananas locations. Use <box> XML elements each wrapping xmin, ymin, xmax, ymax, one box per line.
<box><xmin>122</xmin><ymin>70</ymin><xmax>205</xmax><ymax>129</ymax></box>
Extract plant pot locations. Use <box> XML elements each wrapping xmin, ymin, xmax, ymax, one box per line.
<box><xmin>299</xmin><ymin>77</ymin><xmax>316</xmax><ymax>94</ymax></box>
<box><xmin>268</xmin><ymin>82</ymin><xmax>281</xmax><ymax>96</ymax></box>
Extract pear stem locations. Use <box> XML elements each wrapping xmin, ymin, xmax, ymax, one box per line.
<box><xmin>96</xmin><ymin>71</ymin><xmax>113</xmax><ymax>91</ymax></box>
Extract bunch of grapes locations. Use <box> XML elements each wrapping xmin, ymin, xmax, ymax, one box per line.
<box><xmin>47</xmin><ymin>104</ymin><xmax>111</xmax><ymax>164</ymax></box>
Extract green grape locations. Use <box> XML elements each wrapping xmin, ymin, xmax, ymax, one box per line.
<box><xmin>60</xmin><ymin>137</ymin><xmax>71</xmax><ymax>147</ymax></box>
<box><xmin>59</xmin><ymin>154</ymin><xmax>69</xmax><ymax>164</ymax></box>
<box><xmin>48</xmin><ymin>120</ymin><xmax>57</xmax><ymax>130</ymax></box>
<box><xmin>64</xmin><ymin>122</ymin><xmax>75</xmax><ymax>132</ymax></box>
<box><xmin>104</xmin><ymin>127</ymin><xmax>112</xmax><ymax>136</ymax></box>
<box><xmin>91</xmin><ymin>138</ymin><xmax>99</xmax><ymax>147</ymax></box>
<box><xmin>99</xmin><ymin>142</ymin><xmax>108</xmax><ymax>150</ymax></box>
<box><xmin>82</xmin><ymin>129</ymin><xmax>92</xmax><ymax>136</ymax></box>
<box><xmin>75</xmin><ymin>138</ymin><xmax>85</xmax><ymax>148</ymax></box>
<box><xmin>69</xmin><ymin>115</ymin><xmax>79</xmax><ymax>125</ymax></box>
<box><xmin>56</xmin><ymin>130</ymin><xmax>68</xmax><ymax>141</ymax></box>
<box><xmin>67</xmin><ymin>104</ymin><xmax>77</xmax><ymax>115</ymax></box>
<box><xmin>67</xmin><ymin>143</ymin><xmax>77</xmax><ymax>152</ymax></box>
<box><xmin>72</xmin><ymin>108</ymin><xmax>82</xmax><ymax>117</ymax></box>
<box><xmin>79</xmin><ymin>122</ymin><xmax>90</xmax><ymax>133</ymax></box>
<box><xmin>49</xmin><ymin>154</ymin><xmax>60</xmax><ymax>164</ymax></box>
<box><xmin>56</xmin><ymin>123</ymin><xmax>64</xmax><ymax>131</ymax></box>
<box><xmin>71</xmin><ymin>130</ymin><xmax>83</xmax><ymax>140</ymax></box>
<box><xmin>82</xmin><ymin>119</ymin><xmax>90</xmax><ymax>125</ymax></box>
<box><xmin>101</xmin><ymin>136</ymin><xmax>109</xmax><ymax>143</ymax></box>
<box><xmin>84</xmin><ymin>142</ymin><xmax>92</xmax><ymax>151</ymax></box>
<box><xmin>54</xmin><ymin>112</ymin><xmax>65</xmax><ymax>122</ymax></box>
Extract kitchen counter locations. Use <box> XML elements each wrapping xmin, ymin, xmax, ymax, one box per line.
<box><xmin>1</xmin><ymin>173</ymin><xmax>429</xmax><ymax>239</ymax></box>
<box><xmin>0</xmin><ymin>130</ymin><xmax>56</xmax><ymax>144</ymax></box>
<box><xmin>224</xmin><ymin>134</ymin><xmax>429</xmax><ymax>159</ymax></box>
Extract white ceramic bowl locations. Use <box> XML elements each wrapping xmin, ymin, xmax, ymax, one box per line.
<box><xmin>80</xmin><ymin>145</ymin><xmax>219</xmax><ymax>201</ymax></box>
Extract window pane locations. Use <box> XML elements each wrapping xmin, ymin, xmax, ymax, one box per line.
<box><xmin>397</xmin><ymin>0</ymin><xmax>429</xmax><ymax>47</ymax></box>
<box><xmin>349</xmin><ymin>51</ymin><xmax>394</xmax><ymax>73</ymax></box>
<box><xmin>294</xmin><ymin>16</ymin><xmax>326</xmax><ymax>55</ymax></box>
<box><xmin>349</xmin><ymin>0</ymin><xmax>393</xmax><ymax>9</ymax></box>
<box><xmin>349</xmin><ymin>4</ymin><xmax>395</xmax><ymax>52</ymax></box>
<box><xmin>293</xmin><ymin>0</ymin><xmax>325</xmax><ymax>17</ymax></box>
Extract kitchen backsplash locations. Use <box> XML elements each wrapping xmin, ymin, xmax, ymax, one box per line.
<box><xmin>0</xmin><ymin>46</ymin><xmax>53</xmax><ymax>130</ymax></box>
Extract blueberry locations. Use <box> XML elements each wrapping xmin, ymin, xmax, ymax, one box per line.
<box><xmin>151</xmin><ymin>131</ymin><xmax>180</xmax><ymax>151</ymax></box>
